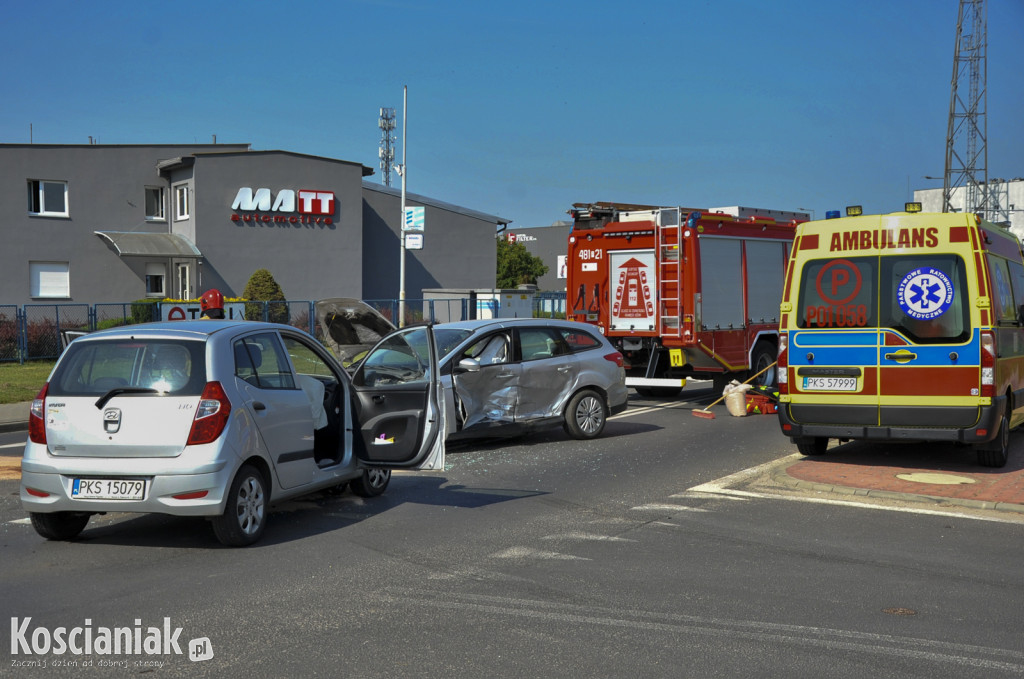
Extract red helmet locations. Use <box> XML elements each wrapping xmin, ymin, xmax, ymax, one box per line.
<box><xmin>200</xmin><ymin>289</ymin><xmax>224</xmax><ymax>316</ymax></box>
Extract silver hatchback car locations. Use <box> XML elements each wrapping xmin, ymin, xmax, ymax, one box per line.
<box><xmin>20</xmin><ymin>320</ymin><xmax>445</xmax><ymax>546</ymax></box>
<box><xmin>316</xmin><ymin>302</ymin><xmax>627</xmax><ymax>442</ymax></box>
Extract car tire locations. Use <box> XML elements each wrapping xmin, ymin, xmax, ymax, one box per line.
<box><xmin>750</xmin><ymin>341</ymin><xmax>777</xmax><ymax>388</ymax></box>
<box><xmin>976</xmin><ymin>411</ymin><xmax>1010</xmax><ymax>468</ymax></box>
<box><xmin>796</xmin><ymin>437</ymin><xmax>828</xmax><ymax>457</ymax></box>
<box><xmin>30</xmin><ymin>512</ymin><xmax>90</xmax><ymax>541</ymax></box>
<box><xmin>212</xmin><ymin>465</ymin><xmax>268</xmax><ymax>547</ymax></box>
<box><xmin>563</xmin><ymin>389</ymin><xmax>607</xmax><ymax>440</ymax></box>
<box><xmin>350</xmin><ymin>468</ymin><xmax>392</xmax><ymax>497</ymax></box>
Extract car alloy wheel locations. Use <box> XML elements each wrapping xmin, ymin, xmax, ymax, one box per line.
<box><xmin>212</xmin><ymin>465</ymin><xmax>267</xmax><ymax>547</ymax></box>
<box><xmin>351</xmin><ymin>468</ymin><xmax>392</xmax><ymax>497</ymax></box>
<box><xmin>564</xmin><ymin>389</ymin><xmax>607</xmax><ymax>440</ymax></box>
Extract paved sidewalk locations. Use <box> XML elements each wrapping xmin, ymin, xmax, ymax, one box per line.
<box><xmin>775</xmin><ymin>439</ymin><xmax>1024</xmax><ymax>515</ymax></box>
<box><xmin>0</xmin><ymin>401</ymin><xmax>28</xmax><ymax>434</ymax></box>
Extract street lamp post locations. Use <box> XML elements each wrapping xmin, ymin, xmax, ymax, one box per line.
<box><xmin>397</xmin><ymin>86</ymin><xmax>408</xmax><ymax>328</ymax></box>
<box><xmin>798</xmin><ymin>207</ymin><xmax>815</xmax><ymax>221</ymax></box>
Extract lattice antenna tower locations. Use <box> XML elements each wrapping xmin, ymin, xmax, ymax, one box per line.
<box><xmin>378</xmin><ymin>108</ymin><xmax>397</xmax><ymax>187</ymax></box>
<box><xmin>943</xmin><ymin>0</ymin><xmax>1006</xmax><ymax>223</ymax></box>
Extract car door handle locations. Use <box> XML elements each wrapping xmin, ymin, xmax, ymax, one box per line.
<box><xmin>372</xmin><ymin>395</ymin><xmax>386</xmax><ymax>403</ymax></box>
<box><xmin>884</xmin><ymin>351</ymin><xmax>918</xmax><ymax>363</ymax></box>
<box><xmin>252</xmin><ymin>401</ymin><xmax>267</xmax><ymax>411</ymax></box>
<box><xmin>496</xmin><ymin>372</ymin><xmax>516</xmax><ymax>378</ymax></box>
<box><xmin>557</xmin><ymin>365</ymin><xmax>573</xmax><ymax>373</ymax></box>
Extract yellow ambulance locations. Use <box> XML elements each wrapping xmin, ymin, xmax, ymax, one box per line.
<box><xmin>776</xmin><ymin>203</ymin><xmax>1024</xmax><ymax>467</ymax></box>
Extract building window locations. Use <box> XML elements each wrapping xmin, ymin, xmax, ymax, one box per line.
<box><xmin>145</xmin><ymin>187</ymin><xmax>166</xmax><ymax>220</ymax></box>
<box><xmin>27</xmin><ymin>180</ymin><xmax>69</xmax><ymax>217</ymax></box>
<box><xmin>177</xmin><ymin>263</ymin><xmax>191</xmax><ymax>300</ymax></box>
<box><xmin>145</xmin><ymin>263</ymin><xmax>166</xmax><ymax>297</ymax></box>
<box><xmin>30</xmin><ymin>261</ymin><xmax>70</xmax><ymax>298</ymax></box>
<box><xmin>174</xmin><ymin>184</ymin><xmax>190</xmax><ymax>220</ymax></box>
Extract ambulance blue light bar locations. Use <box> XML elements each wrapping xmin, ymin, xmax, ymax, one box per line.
<box><xmin>825</xmin><ymin>210</ymin><xmax>841</xmax><ymax>219</ymax></box>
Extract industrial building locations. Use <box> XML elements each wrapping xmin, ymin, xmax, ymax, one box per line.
<box><xmin>915</xmin><ymin>178</ymin><xmax>1024</xmax><ymax>242</ymax></box>
<box><xmin>2</xmin><ymin>143</ymin><xmax>507</xmax><ymax>307</ymax></box>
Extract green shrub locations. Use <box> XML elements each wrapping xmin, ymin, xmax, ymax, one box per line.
<box><xmin>243</xmin><ymin>269</ymin><xmax>288</xmax><ymax>324</ymax></box>
<box><xmin>130</xmin><ymin>299</ymin><xmax>159</xmax><ymax>324</ymax></box>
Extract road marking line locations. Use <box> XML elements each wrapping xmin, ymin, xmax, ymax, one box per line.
<box><xmin>672</xmin><ymin>491</ymin><xmax>750</xmax><ymax>501</ymax></box>
<box><xmin>10</xmin><ymin>518</ymin><xmax>31</xmax><ymax>525</ymax></box>
<box><xmin>541</xmin><ymin>532</ymin><xmax>636</xmax><ymax>543</ymax></box>
<box><xmin>612</xmin><ymin>402</ymin><xmax>691</xmax><ymax>419</ymax></box>
<box><xmin>492</xmin><ymin>547</ymin><xmax>589</xmax><ymax>561</ymax></box>
<box><xmin>631</xmin><ymin>504</ymin><xmax>709</xmax><ymax>513</ymax></box>
<box><xmin>1</xmin><ymin>442</ymin><xmax>24</xmax><ymax>450</ymax></box>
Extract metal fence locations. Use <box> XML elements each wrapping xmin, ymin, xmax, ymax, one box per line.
<box><xmin>0</xmin><ymin>305</ymin><xmax>21</xmax><ymax>362</ymax></box>
<box><xmin>0</xmin><ymin>293</ymin><xmax>568</xmax><ymax>363</ymax></box>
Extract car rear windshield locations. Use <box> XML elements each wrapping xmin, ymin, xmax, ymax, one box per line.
<box><xmin>48</xmin><ymin>339</ymin><xmax>207</xmax><ymax>396</ymax></box>
<box><xmin>796</xmin><ymin>254</ymin><xmax>970</xmax><ymax>344</ymax></box>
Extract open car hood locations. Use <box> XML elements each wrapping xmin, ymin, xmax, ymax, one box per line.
<box><xmin>315</xmin><ymin>298</ymin><xmax>397</xmax><ymax>370</ymax></box>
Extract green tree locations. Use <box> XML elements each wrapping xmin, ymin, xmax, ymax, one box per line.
<box><xmin>243</xmin><ymin>268</ymin><xmax>288</xmax><ymax>324</ymax></box>
<box><xmin>496</xmin><ymin>237</ymin><xmax>549</xmax><ymax>288</ymax></box>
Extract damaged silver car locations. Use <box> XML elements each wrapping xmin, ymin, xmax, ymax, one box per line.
<box><xmin>317</xmin><ymin>300</ymin><xmax>627</xmax><ymax>441</ymax></box>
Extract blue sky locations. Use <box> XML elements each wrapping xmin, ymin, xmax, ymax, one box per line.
<box><xmin>5</xmin><ymin>0</ymin><xmax>1022</xmax><ymax>227</ymax></box>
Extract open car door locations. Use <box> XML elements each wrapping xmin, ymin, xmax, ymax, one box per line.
<box><xmin>350</xmin><ymin>324</ymin><xmax>445</xmax><ymax>471</ymax></box>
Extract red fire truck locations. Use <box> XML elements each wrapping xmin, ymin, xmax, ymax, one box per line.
<box><xmin>566</xmin><ymin>202</ymin><xmax>801</xmax><ymax>397</ymax></box>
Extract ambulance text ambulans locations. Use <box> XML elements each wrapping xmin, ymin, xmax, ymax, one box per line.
<box><xmin>777</xmin><ymin>204</ymin><xmax>1024</xmax><ymax>467</ymax></box>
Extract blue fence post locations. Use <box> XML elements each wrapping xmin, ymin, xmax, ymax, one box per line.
<box><xmin>17</xmin><ymin>308</ymin><xmax>26</xmax><ymax>365</ymax></box>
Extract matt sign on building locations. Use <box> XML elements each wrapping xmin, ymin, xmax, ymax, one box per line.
<box><xmin>230</xmin><ymin>188</ymin><xmax>336</xmax><ymax>225</ymax></box>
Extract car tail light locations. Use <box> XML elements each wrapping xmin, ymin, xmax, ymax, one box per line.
<box><xmin>604</xmin><ymin>352</ymin><xmax>624</xmax><ymax>368</ymax></box>
<box><xmin>980</xmin><ymin>330</ymin><xmax>995</xmax><ymax>398</ymax></box>
<box><xmin>187</xmin><ymin>381</ymin><xmax>232</xmax><ymax>446</ymax></box>
<box><xmin>28</xmin><ymin>383</ymin><xmax>48</xmax><ymax>445</ymax></box>
<box><xmin>777</xmin><ymin>334</ymin><xmax>789</xmax><ymax>395</ymax></box>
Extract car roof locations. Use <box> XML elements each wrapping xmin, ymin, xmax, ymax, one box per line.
<box><xmin>74</xmin><ymin>320</ymin><xmax>303</xmax><ymax>342</ymax></box>
<box><xmin>433</xmin><ymin>317</ymin><xmax>599</xmax><ymax>333</ymax></box>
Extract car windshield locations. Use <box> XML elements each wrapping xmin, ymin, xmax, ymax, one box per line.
<box><xmin>48</xmin><ymin>339</ymin><xmax>207</xmax><ymax>396</ymax></box>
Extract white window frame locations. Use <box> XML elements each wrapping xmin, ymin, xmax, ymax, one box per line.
<box><xmin>145</xmin><ymin>186</ymin><xmax>166</xmax><ymax>221</ymax></box>
<box><xmin>27</xmin><ymin>179</ymin><xmax>69</xmax><ymax>217</ymax></box>
<box><xmin>177</xmin><ymin>263</ymin><xmax>191</xmax><ymax>300</ymax></box>
<box><xmin>30</xmin><ymin>261</ymin><xmax>70</xmax><ymax>299</ymax></box>
<box><xmin>145</xmin><ymin>263</ymin><xmax>166</xmax><ymax>297</ymax></box>
<box><xmin>174</xmin><ymin>184</ymin><xmax>190</xmax><ymax>220</ymax></box>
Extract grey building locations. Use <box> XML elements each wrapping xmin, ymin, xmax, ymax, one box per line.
<box><xmin>501</xmin><ymin>222</ymin><xmax>571</xmax><ymax>292</ymax></box>
<box><xmin>3</xmin><ymin>143</ymin><xmax>506</xmax><ymax>306</ymax></box>
<box><xmin>915</xmin><ymin>178</ymin><xmax>1024</xmax><ymax>242</ymax></box>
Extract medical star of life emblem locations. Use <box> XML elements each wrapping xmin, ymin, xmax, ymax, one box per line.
<box><xmin>897</xmin><ymin>267</ymin><xmax>954</xmax><ymax>320</ymax></box>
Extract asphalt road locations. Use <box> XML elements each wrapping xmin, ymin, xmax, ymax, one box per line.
<box><xmin>2</xmin><ymin>385</ymin><xmax>1023</xmax><ymax>678</ymax></box>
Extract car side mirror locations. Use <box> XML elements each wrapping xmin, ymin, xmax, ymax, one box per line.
<box><xmin>455</xmin><ymin>357</ymin><xmax>481</xmax><ymax>373</ymax></box>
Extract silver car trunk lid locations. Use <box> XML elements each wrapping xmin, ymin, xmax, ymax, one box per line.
<box><xmin>45</xmin><ymin>394</ymin><xmax>197</xmax><ymax>457</ymax></box>
<box><xmin>43</xmin><ymin>336</ymin><xmax>208</xmax><ymax>458</ymax></box>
